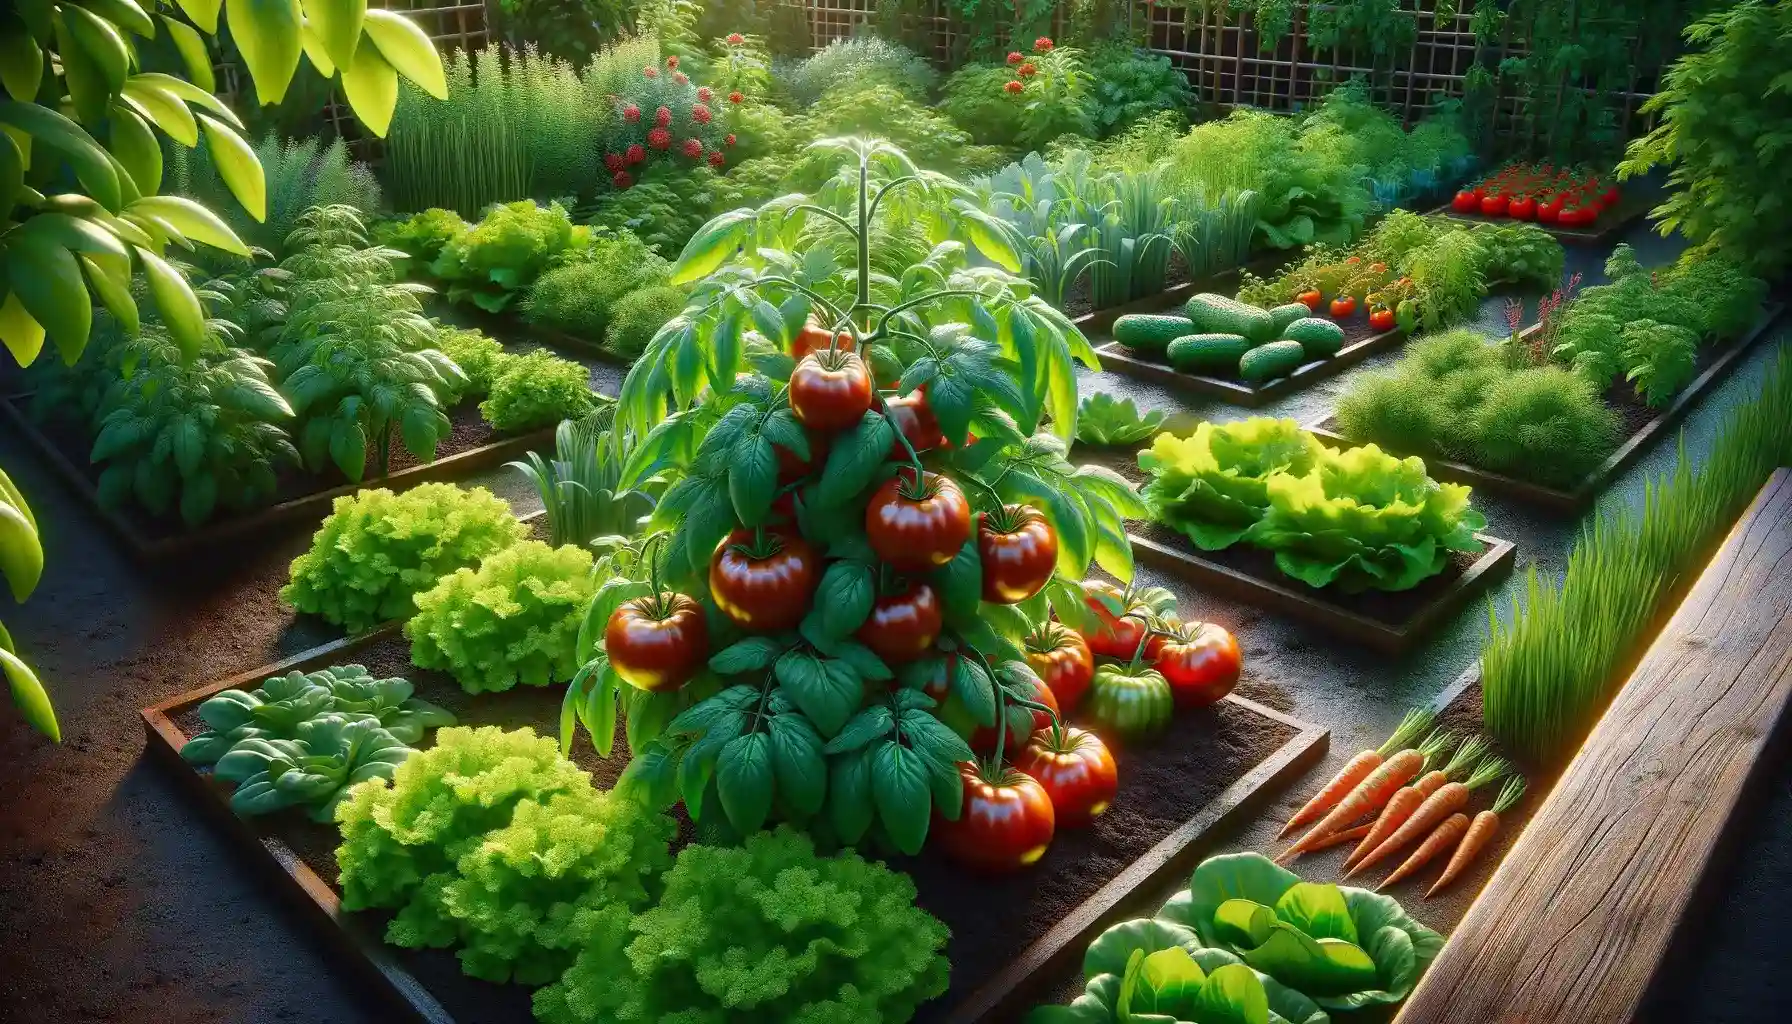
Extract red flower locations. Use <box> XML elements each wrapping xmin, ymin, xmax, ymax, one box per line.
<box><xmin>674</xmin><ymin>71</ymin><xmax>689</xmax><ymax>85</ymax></box>
<box><xmin>1004</xmin><ymin>80</ymin><xmax>1024</xmax><ymax>94</ymax></box>
<box><xmin>697</xmin><ymin>86</ymin><xmax>713</xmax><ymax>102</ymax></box>
<box><xmin>691</xmin><ymin>104</ymin><xmax>712</xmax><ymax>124</ymax></box>
<box><xmin>726</xmin><ymin>32</ymin><xmax>745</xmax><ymax>45</ymax></box>
<box><xmin>708</xmin><ymin>151</ymin><xmax>726</xmax><ymax>168</ymax></box>
<box><xmin>625</xmin><ymin>144</ymin><xmax>646</xmax><ymax>164</ymax></box>
<box><xmin>655</xmin><ymin>105</ymin><xmax>672</xmax><ymax>127</ymax></box>
<box><xmin>1034</xmin><ymin>36</ymin><xmax>1054</xmax><ymax>51</ymax></box>
<box><xmin>643</xmin><ymin>65</ymin><xmax>659</xmax><ymax>78</ymax></box>
<box><xmin>666</xmin><ymin>55</ymin><xmax>680</xmax><ymax>69</ymax></box>
<box><xmin>724</xmin><ymin>133</ymin><xmax>736</xmax><ymax>147</ymax></box>
<box><xmin>1007</xmin><ymin>51</ymin><xmax>1024</xmax><ymax>64</ymax></box>
<box><xmin>612</xmin><ymin>170</ymin><xmax>633</xmax><ymax>189</ymax></box>
<box><xmin>1018</xmin><ymin>62</ymin><xmax>1037</xmax><ymax>77</ymax></box>
<box><xmin>682</xmin><ymin>138</ymin><xmax>704</xmax><ymax>158</ymax></box>
<box><xmin>623</xmin><ymin>104</ymin><xmax>641</xmax><ymax>124</ymax></box>
<box><xmin>604</xmin><ymin>152</ymin><xmax>624</xmax><ymax>172</ymax></box>
<box><xmin>648</xmin><ymin>127</ymin><xmax>672</xmax><ymax>150</ymax></box>
<box><xmin>728</xmin><ymin>90</ymin><xmax>744</xmax><ymax>104</ymax></box>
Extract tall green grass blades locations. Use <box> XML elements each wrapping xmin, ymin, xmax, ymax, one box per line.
<box><xmin>1482</xmin><ymin>349</ymin><xmax>1792</xmax><ymax>761</ymax></box>
<box><xmin>1171</xmin><ymin>183</ymin><xmax>1261</xmax><ymax>280</ymax></box>
<box><xmin>508</xmin><ymin>406</ymin><xmax>658</xmax><ymax>549</ymax></box>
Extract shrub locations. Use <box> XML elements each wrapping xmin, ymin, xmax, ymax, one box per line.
<box><xmin>583</xmin><ymin>166</ymin><xmax>724</xmax><ymax>257</ymax></box>
<box><xmin>533</xmin><ymin>825</ymin><xmax>951</xmax><ymax>1024</ymax></box>
<box><xmin>432</xmin><ymin>201</ymin><xmax>589</xmax><ymax>312</ymax></box>
<box><xmin>522</xmin><ymin>231</ymin><xmax>669</xmax><ymax>340</ymax></box>
<box><xmin>170</xmin><ymin>134</ymin><xmax>382</xmax><ymax>257</ymax></box>
<box><xmin>605</xmin><ymin>286</ymin><xmax>687</xmax><ymax>359</ymax></box>
<box><xmin>405</xmin><ymin>540</ymin><xmax>597</xmax><ymax>693</ymax></box>
<box><xmin>435</xmin><ymin>328</ymin><xmax>507</xmax><ymax>399</ymax></box>
<box><xmin>335</xmin><ymin>726</ymin><xmax>673</xmax><ymax>984</ymax></box>
<box><xmin>1087</xmin><ymin>42</ymin><xmax>1193</xmax><ymax>137</ymax></box>
<box><xmin>777</xmin><ymin>37</ymin><xmax>938</xmax><ymax>107</ymax></box>
<box><xmin>281</xmin><ymin>484</ymin><xmax>529</xmax><ymax>634</ymax></box>
<box><xmin>941</xmin><ymin>47</ymin><xmax>1095</xmax><ymax>153</ymax></box>
<box><xmin>480</xmin><ymin>350</ymin><xmax>599</xmax><ymax>433</ymax></box>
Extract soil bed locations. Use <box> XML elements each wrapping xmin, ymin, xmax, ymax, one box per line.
<box><xmin>146</xmin><ymin>632</ymin><xmax>1325</xmax><ymax>1024</ymax></box>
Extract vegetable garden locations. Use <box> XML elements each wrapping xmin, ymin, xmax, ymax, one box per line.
<box><xmin>4</xmin><ymin>1</ymin><xmax>1792</xmax><ymax>1022</ymax></box>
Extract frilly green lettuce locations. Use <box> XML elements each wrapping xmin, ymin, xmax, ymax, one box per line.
<box><xmin>1139</xmin><ymin>418</ymin><xmax>1324</xmax><ymax>550</ymax></box>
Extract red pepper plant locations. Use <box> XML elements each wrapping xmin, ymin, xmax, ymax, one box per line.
<box><xmin>560</xmin><ymin>138</ymin><xmax>1148</xmax><ymax>857</ymax></box>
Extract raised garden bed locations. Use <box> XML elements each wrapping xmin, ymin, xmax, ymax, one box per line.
<box><xmin>141</xmin><ymin>629</ymin><xmax>1328</xmax><ymax>1024</ymax></box>
<box><xmin>1128</xmin><ymin>523</ymin><xmax>1517</xmax><ymax>656</ymax></box>
<box><xmin>0</xmin><ymin>393</ymin><xmax>554</xmax><ymax>563</ymax></box>
<box><xmin>1307</xmin><ymin>304</ymin><xmax>1786</xmax><ymax>514</ymax></box>
<box><xmin>1424</xmin><ymin>186</ymin><xmax>1654</xmax><ymax>245</ymax></box>
<box><xmin>1097</xmin><ymin>313</ymin><xmax>1408</xmax><ymax>408</ymax></box>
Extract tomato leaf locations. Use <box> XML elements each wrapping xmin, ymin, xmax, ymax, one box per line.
<box><xmin>824</xmin><ymin>703</ymin><xmax>896</xmax><ymax>756</ymax></box>
<box><xmin>827</xmin><ymin>638</ymin><xmax>892</xmax><ymax>681</ymax></box>
<box><xmin>816</xmin><ymin>410</ymin><xmax>893</xmax><ymax>508</ymax></box>
<box><xmin>900</xmin><ymin>707</ymin><xmax>975</xmax><ymax>767</ymax></box>
<box><xmin>715</xmin><ymin>732</ymin><xmax>774</xmax><ymax>834</ymax></box>
<box><xmin>871</xmin><ymin>740</ymin><xmax>932</xmax><ymax>855</ymax></box>
<box><xmin>896</xmin><ymin>653</ymin><xmax>948</xmax><ymax>694</ymax></box>
<box><xmin>759</xmin><ymin>407</ymin><xmax>808</xmax><ymax>462</ymax></box>
<box><xmin>708</xmin><ymin>636</ymin><xmax>786</xmax><ymax>675</ymax></box>
<box><xmin>933</xmin><ymin>534</ymin><xmax>983</xmax><ymax>623</ymax></box>
<box><xmin>623</xmin><ymin>687</ymin><xmax>684</xmax><ymax>753</ymax></box>
<box><xmin>814</xmin><ymin>560</ymin><xmax>875</xmax><ymax>639</ymax></box>
<box><xmin>827</xmin><ymin>746</ymin><xmax>874</xmax><ymax>844</ymax></box>
<box><xmin>768</xmin><ymin>712</ymin><xmax>827</xmax><ymax>816</ymax></box>
<box><xmin>950</xmin><ymin>655</ymin><xmax>997</xmax><ymax>727</ymax></box>
<box><xmin>774</xmin><ymin>650</ymin><xmax>858</xmax><ymax>738</ymax></box>
<box><xmin>728</xmin><ymin>432</ymin><xmax>778</xmax><ymax>526</ymax></box>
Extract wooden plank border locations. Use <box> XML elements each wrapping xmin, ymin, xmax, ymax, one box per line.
<box><xmin>1395</xmin><ymin>469</ymin><xmax>1792</xmax><ymax>1023</ymax></box>
<box><xmin>0</xmin><ymin>395</ymin><xmax>555</xmax><ymax>563</ymax></box>
<box><xmin>1305</xmin><ymin>304</ymin><xmax>1786</xmax><ymax>514</ymax></box>
<box><xmin>1097</xmin><ymin>325</ymin><xmax>1408</xmax><ymax>409</ymax></box>
<box><xmin>1129</xmin><ymin>531</ymin><xmax>1517</xmax><ymax>655</ymax></box>
<box><xmin>142</xmin><ymin>635</ymin><xmax>1327</xmax><ymax>1024</ymax></box>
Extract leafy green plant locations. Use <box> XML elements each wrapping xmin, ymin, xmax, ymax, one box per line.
<box><xmin>431</xmin><ymin>200</ymin><xmax>591</xmax><ymax>313</ymax></box>
<box><xmin>1621</xmin><ymin>319</ymin><xmax>1699</xmax><ymax>407</ymax></box>
<box><xmin>0</xmin><ymin>472</ymin><xmax>53</xmax><ymax>740</ymax></box>
<box><xmin>599</xmin><ymin>54</ymin><xmax>732</xmax><ymax>184</ymax></box>
<box><xmin>335</xmin><ymin>725</ymin><xmax>672</xmax><ymax>983</ymax></box>
<box><xmin>777</xmin><ymin>36</ymin><xmax>939</xmax><ymax>107</ymax></box>
<box><xmin>181</xmin><ymin>665</ymin><xmax>455</xmax><ymax>767</ymax></box>
<box><xmin>1622</xmin><ymin>0</ymin><xmax>1792</xmax><ymax>278</ymax></box>
<box><xmin>606</xmin><ymin>285</ymin><xmax>689</xmax><ymax>360</ymax></box>
<box><xmin>533</xmin><ymin>825</ymin><xmax>950</xmax><ymax>1024</ymax></box>
<box><xmin>1086</xmin><ymin>42</ymin><xmax>1192</xmax><ymax>138</ymax></box>
<box><xmin>281</xmin><ymin>483</ymin><xmax>530</xmax><ymax>634</ymax></box>
<box><xmin>509</xmin><ymin>408</ymin><xmax>662</xmax><ymax>549</ymax></box>
<box><xmin>1075</xmin><ymin>393</ymin><xmax>1166</xmax><ymax>446</ymax></box>
<box><xmin>523</xmin><ymin>230</ymin><xmax>671</xmax><ymax>341</ymax></box>
<box><xmin>375</xmin><ymin>208</ymin><xmax>469</xmax><ymax>281</ymax></box>
<box><xmin>215</xmin><ymin>715</ymin><xmax>415</xmax><ymax>821</ymax></box>
<box><xmin>435</xmin><ymin>328</ymin><xmax>507</xmax><ymax>399</ymax></box>
<box><xmin>942</xmin><ymin>43</ymin><xmax>1096</xmax><ymax>153</ymax></box>
<box><xmin>583</xmin><ymin>165</ymin><xmax>725</xmax><ymax>258</ymax></box>
<box><xmin>977</xmin><ymin>153</ymin><xmax>1107</xmax><ymax>307</ymax></box>
<box><xmin>480</xmin><ymin>350</ymin><xmax>600</xmax><ymax>433</ymax></box>
<box><xmin>1166</xmin><ymin>853</ymin><xmax>1442</xmax><ymax>1011</ymax></box>
<box><xmin>406</xmin><ymin>540</ymin><xmax>599</xmax><ymax>693</ymax></box>
<box><xmin>1469</xmin><ymin>222</ymin><xmax>1564</xmax><ymax>292</ymax></box>
<box><xmin>1139</xmin><ymin>419</ymin><xmax>1326</xmax><ymax>550</ymax></box>
<box><xmin>169</xmin><ymin>134</ymin><xmax>382</xmax><ymax>258</ymax></box>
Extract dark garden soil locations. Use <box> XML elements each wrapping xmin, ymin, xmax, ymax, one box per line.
<box><xmin>1062</xmin><ymin>253</ymin><xmax>1197</xmax><ymax>322</ymax></box>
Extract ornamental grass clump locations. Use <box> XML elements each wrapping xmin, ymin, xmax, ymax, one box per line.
<box><xmin>282</xmin><ymin>484</ymin><xmax>529</xmax><ymax>635</ymax></box>
<box><xmin>405</xmin><ymin>540</ymin><xmax>598</xmax><ymax>693</ymax></box>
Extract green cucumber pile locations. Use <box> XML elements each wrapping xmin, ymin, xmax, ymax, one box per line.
<box><xmin>1113</xmin><ymin>293</ymin><xmax>1348</xmax><ymax>384</ymax></box>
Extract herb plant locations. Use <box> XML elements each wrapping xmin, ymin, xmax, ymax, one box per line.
<box><xmin>434</xmin><ymin>328</ymin><xmax>508</xmax><ymax>399</ymax></box>
<box><xmin>509</xmin><ymin>408</ymin><xmax>662</xmax><ymax>549</ymax></box>
<box><xmin>522</xmin><ymin>230</ymin><xmax>671</xmax><ymax>341</ymax></box>
<box><xmin>430</xmin><ymin>201</ymin><xmax>591</xmax><ymax>313</ymax></box>
<box><xmin>480</xmin><ymin>350</ymin><xmax>600</xmax><ymax>433</ymax></box>
<box><xmin>375</xmin><ymin>208</ymin><xmax>469</xmax><ymax>281</ymax></box>
<box><xmin>406</xmin><ymin>540</ymin><xmax>599</xmax><ymax>693</ymax></box>
<box><xmin>215</xmin><ymin>715</ymin><xmax>415</xmax><ymax>821</ymax></box>
<box><xmin>942</xmin><ymin>42</ymin><xmax>1097</xmax><ymax>153</ymax></box>
<box><xmin>281</xmin><ymin>483</ymin><xmax>529</xmax><ymax>635</ymax></box>
<box><xmin>776</xmin><ymin>36</ymin><xmax>939</xmax><ymax>107</ymax></box>
<box><xmin>169</xmin><ymin>134</ymin><xmax>382</xmax><ymax>257</ymax></box>
<box><xmin>605</xmin><ymin>286</ymin><xmax>689</xmax><ymax>360</ymax></box>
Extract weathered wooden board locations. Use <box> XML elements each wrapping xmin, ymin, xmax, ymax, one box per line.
<box><xmin>1396</xmin><ymin>469</ymin><xmax>1792</xmax><ymax>1024</ymax></box>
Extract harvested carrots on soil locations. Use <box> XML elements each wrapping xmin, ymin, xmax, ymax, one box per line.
<box><xmin>1378</xmin><ymin>812</ymin><xmax>1472</xmax><ymax>890</ymax></box>
<box><xmin>1344</xmin><ymin>735</ymin><xmax>1486</xmax><ymax>872</ymax></box>
<box><xmin>1427</xmin><ymin>775</ymin><xmax>1528</xmax><ymax>898</ymax></box>
<box><xmin>1352</xmin><ymin>756</ymin><xmax>1510</xmax><ymax>877</ymax></box>
<box><xmin>1278</xmin><ymin>732</ymin><xmax>1447</xmax><ymax>863</ymax></box>
<box><xmin>1277</xmin><ymin>708</ymin><xmax>1435</xmax><ymax>839</ymax></box>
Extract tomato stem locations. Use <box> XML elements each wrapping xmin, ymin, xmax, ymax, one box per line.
<box><xmin>881</xmin><ymin>405</ymin><xmax>928</xmax><ymax>481</ymax></box>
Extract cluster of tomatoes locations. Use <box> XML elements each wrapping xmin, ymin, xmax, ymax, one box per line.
<box><xmin>931</xmin><ymin>581</ymin><xmax>1244</xmax><ymax>873</ymax></box>
<box><xmin>1451</xmin><ymin>162</ymin><xmax>1620</xmax><ymax>227</ymax></box>
<box><xmin>1295</xmin><ymin>256</ymin><xmax>1409</xmax><ymax>334</ymax></box>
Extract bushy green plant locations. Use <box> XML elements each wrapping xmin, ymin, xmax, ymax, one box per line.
<box><xmin>533</xmin><ymin>826</ymin><xmax>950</xmax><ymax>1024</ymax></box>
<box><xmin>281</xmin><ymin>483</ymin><xmax>529</xmax><ymax>634</ymax></box>
<box><xmin>435</xmin><ymin>328</ymin><xmax>508</xmax><ymax>398</ymax></box>
<box><xmin>777</xmin><ymin>36</ymin><xmax>939</xmax><ymax>107</ymax></box>
<box><xmin>1139</xmin><ymin>419</ymin><xmax>1325</xmax><ymax>550</ymax></box>
<box><xmin>1475</xmin><ymin>368</ymin><xmax>1623</xmax><ymax>479</ymax></box>
<box><xmin>480</xmin><ymin>350</ymin><xmax>600</xmax><ymax>433</ymax></box>
<box><xmin>432</xmin><ymin>201</ymin><xmax>591</xmax><ymax>312</ymax></box>
<box><xmin>493</xmin><ymin>0</ymin><xmax>631</xmax><ymax>65</ymax></box>
<box><xmin>508</xmin><ymin>407</ymin><xmax>660</xmax><ymax>548</ymax></box>
<box><xmin>599</xmin><ymin>55</ymin><xmax>732</xmax><ymax>183</ymax></box>
<box><xmin>606</xmin><ymin>286</ymin><xmax>688</xmax><ymax>359</ymax></box>
<box><xmin>942</xmin><ymin>45</ymin><xmax>1096</xmax><ymax>153</ymax></box>
<box><xmin>169</xmin><ymin>134</ymin><xmax>384</xmax><ymax>258</ymax></box>
<box><xmin>375</xmin><ymin>209</ymin><xmax>470</xmax><ymax>280</ymax></box>
<box><xmin>182</xmin><ymin>664</ymin><xmax>454</xmax><ymax>764</ymax></box>
<box><xmin>522</xmin><ymin>231</ymin><xmax>670</xmax><ymax>340</ymax></box>
<box><xmin>584</xmin><ymin>166</ymin><xmax>726</xmax><ymax>257</ymax></box>
<box><xmin>215</xmin><ymin>715</ymin><xmax>416</xmax><ymax>821</ymax></box>
<box><xmin>1469</xmin><ymin>222</ymin><xmax>1565</xmax><ymax>292</ymax></box>
<box><xmin>1621</xmin><ymin>0</ymin><xmax>1792</xmax><ymax>278</ymax></box>
<box><xmin>801</xmin><ymin>82</ymin><xmax>1008</xmax><ymax>179</ymax></box>
<box><xmin>406</xmin><ymin>540</ymin><xmax>598</xmax><ymax>693</ymax></box>
<box><xmin>1621</xmin><ymin>319</ymin><xmax>1699</xmax><ymax>407</ymax></box>
<box><xmin>1086</xmin><ymin>42</ymin><xmax>1192</xmax><ymax>138</ymax></box>
<box><xmin>1076</xmin><ymin>393</ymin><xmax>1166</xmax><ymax>446</ymax></box>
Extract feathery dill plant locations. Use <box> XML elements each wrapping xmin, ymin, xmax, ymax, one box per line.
<box><xmin>169</xmin><ymin>134</ymin><xmax>380</xmax><ymax>257</ymax></box>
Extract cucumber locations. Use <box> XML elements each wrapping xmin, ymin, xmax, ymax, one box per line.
<box><xmin>1113</xmin><ymin>313</ymin><xmax>1197</xmax><ymax>355</ymax></box>
<box><xmin>1184</xmin><ymin>293</ymin><xmax>1277</xmax><ymax>344</ymax></box>
<box><xmin>1282</xmin><ymin>317</ymin><xmax>1347</xmax><ymax>357</ymax></box>
<box><xmin>1166</xmin><ymin>333</ymin><xmax>1252</xmax><ymax>374</ymax></box>
<box><xmin>1238</xmin><ymin>340</ymin><xmax>1308</xmax><ymax>383</ymax></box>
<box><xmin>1267</xmin><ymin>302</ymin><xmax>1313</xmax><ymax>336</ymax></box>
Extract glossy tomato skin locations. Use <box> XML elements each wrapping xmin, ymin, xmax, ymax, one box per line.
<box><xmin>1451</xmin><ymin>190</ymin><xmax>1478</xmax><ymax>213</ymax></box>
<box><xmin>1153</xmin><ymin>620</ymin><xmax>1242</xmax><ymax>709</ymax></box>
<box><xmin>856</xmin><ymin>582</ymin><xmax>942</xmax><ymax>663</ymax></box>
<box><xmin>968</xmin><ymin>670</ymin><xmax>1060</xmax><ymax>754</ymax></box>
<box><xmin>885</xmin><ymin>390</ymin><xmax>946</xmax><ymax>457</ymax></box>
<box><xmin>1368</xmin><ymin>308</ymin><xmax>1395</xmax><ymax>333</ymax></box>
<box><xmin>708</xmin><ymin>530</ymin><xmax>818</xmax><ymax>632</ymax></box>
<box><xmin>790</xmin><ymin>351</ymin><xmax>873</xmax><ymax>432</ymax></box>
<box><xmin>606</xmin><ymin>593</ymin><xmax>709</xmax><ymax>692</ymax></box>
<box><xmin>791</xmin><ymin>321</ymin><xmax>855</xmax><ymax>360</ymax></box>
<box><xmin>1082</xmin><ymin>582</ymin><xmax>1149</xmax><ymax>659</ymax></box>
<box><xmin>1026</xmin><ymin>623</ymin><xmax>1095</xmax><ymax>709</ymax></box>
<box><xmin>978</xmin><ymin>505</ymin><xmax>1057</xmax><ymax>604</ymax></box>
<box><xmin>1016</xmin><ymin>728</ymin><xmax>1118</xmax><ymax>827</ymax></box>
<box><xmin>1295</xmin><ymin>289</ymin><xmax>1323</xmax><ymax>312</ymax></box>
<box><xmin>1087</xmin><ymin>664</ymin><xmax>1174</xmax><ymax>742</ymax></box>
<box><xmin>932</xmin><ymin>763</ymin><xmax>1056</xmax><ymax>872</ymax></box>
<box><xmin>1508</xmin><ymin>196</ymin><xmax>1537</xmax><ymax>221</ymax></box>
<box><xmin>866</xmin><ymin>471</ymin><xmax>972</xmax><ymax>573</ymax></box>
<box><xmin>1480</xmin><ymin>194</ymin><xmax>1509</xmax><ymax>217</ymax></box>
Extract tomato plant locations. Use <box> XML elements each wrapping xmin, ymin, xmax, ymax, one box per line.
<box><xmin>931</xmin><ymin>762</ymin><xmax>1056</xmax><ymax>872</ymax></box>
<box><xmin>709</xmin><ymin>529</ymin><xmax>819</xmax><ymax>632</ymax></box>
<box><xmin>965</xmin><ymin>667</ymin><xmax>1059</xmax><ymax>754</ymax></box>
<box><xmin>1151</xmin><ymin>618</ymin><xmax>1242</xmax><ymax>709</ymax></box>
<box><xmin>866</xmin><ymin>470</ymin><xmax>972</xmax><ymax>573</ymax></box>
<box><xmin>978</xmin><ymin>504</ymin><xmax>1057</xmax><ymax>603</ymax></box>
<box><xmin>791</xmin><ymin>320</ymin><xmax>855</xmax><ymax>359</ymax></box>
<box><xmin>857</xmin><ymin>581</ymin><xmax>944</xmax><ymax>663</ymax></box>
<box><xmin>1016</xmin><ymin>726</ymin><xmax>1117</xmax><ymax>827</ymax></box>
<box><xmin>1024</xmin><ymin>621</ymin><xmax>1094</xmax><ymax>708</ymax></box>
<box><xmin>790</xmin><ymin>350</ymin><xmax>874</xmax><ymax>431</ymax></box>
<box><xmin>1296</xmin><ymin>288</ymin><xmax>1323</xmax><ymax>312</ymax></box>
<box><xmin>606</xmin><ymin>589</ymin><xmax>710</xmax><ymax>692</ymax></box>
<box><xmin>1368</xmin><ymin>307</ymin><xmax>1395</xmax><ymax>333</ymax></box>
<box><xmin>884</xmin><ymin>390</ymin><xmax>945</xmax><ymax>456</ymax></box>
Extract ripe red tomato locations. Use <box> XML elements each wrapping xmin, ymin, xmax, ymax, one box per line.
<box><xmin>978</xmin><ymin>504</ymin><xmax>1057</xmax><ymax>604</ymax></box>
<box><xmin>1152</xmin><ymin>618</ymin><xmax>1242</xmax><ymax>709</ymax></box>
<box><xmin>605</xmin><ymin>592</ymin><xmax>710</xmax><ymax>691</ymax></box>
<box><xmin>1295</xmin><ymin>289</ymin><xmax>1323</xmax><ymax>312</ymax></box>
<box><xmin>1016</xmin><ymin>727</ymin><xmax>1118</xmax><ymax>827</ymax></box>
<box><xmin>1451</xmin><ymin>190</ymin><xmax>1478</xmax><ymax>213</ymax></box>
<box><xmin>1508</xmin><ymin>195</ymin><xmax>1537</xmax><ymax>220</ymax></box>
<box><xmin>791</xmin><ymin>320</ymin><xmax>855</xmax><ymax>360</ymax></box>
<box><xmin>1081</xmin><ymin>581</ymin><xmax>1150</xmax><ymax>658</ymax></box>
<box><xmin>1368</xmin><ymin>307</ymin><xmax>1395</xmax><ymax>333</ymax></box>
<box><xmin>884</xmin><ymin>389</ymin><xmax>945</xmax><ymax>457</ymax></box>
<box><xmin>1025</xmin><ymin>622</ymin><xmax>1094</xmax><ymax>709</ymax></box>
<box><xmin>969</xmin><ymin>669</ymin><xmax>1060</xmax><ymax>754</ymax></box>
<box><xmin>855</xmin><ymin>582</ymin><xmax>942</xmax><ymax>663</ymax></box>
<box><xmin>1480</xmin><ymin>194</ymin><xmax>1509</xmax><ymax>217</ymax></box>
<box><xmin>932</xmin><ymin>762</ymin><xmax>1055</xmax><ymax>872</ymax></box>
<box><xmin>708</xmin><ymin>530</ymin><xmax>818</xmax><ymax>632</ymax></box>
<box><xmin>789</xmin><ymin>351</ymin><xmax>873</xmax><ymax>431</ymax></box>
<box><xmin>866</xmin><ymin>470</ymin><xmax>972</xmax><ymax>573</ymax></box>
<box><xmin>1328</xmin><ymin>296</ymin><xmax>1357</xmax><ymax>319</ymax></box>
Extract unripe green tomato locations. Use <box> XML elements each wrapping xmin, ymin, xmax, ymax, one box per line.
<box><xmin>1087</xmin><ymin>664</ymin><xmax>1174</xmax><ymax>742</ymax></box>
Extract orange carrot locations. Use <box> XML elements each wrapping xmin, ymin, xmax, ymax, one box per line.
<box><xmin>1343</xmin><ymin>736</ymin><xmax>1486</xmax><ymax>874</ymax></box>
<box><xmin>1427</xmin><ymin>776</ymin><xmax>1527</xmax><ymax>898</ymax></box>
<box><xmin>1277</xmin><ymin>708</ymin><xmax>1435</xmax><ymax>839</ymax></box>
<box><xmin>1279</xmin><ymin>740</ymin><xmax>1443</xmax><ymax>862</ymax></box>
<box><xmin>1304</xmin><ymin>823</ymin><xmax>1373</xmax><ymax>854</ymax></box>
<box><xmin>1378</xmin><ymin>812</ymin><xmax>1470</xmax><ymax>890</ymax></box>
<box><xmin>1353</xmin><ymin>756</ymin><xmax>1509</xmax><ymax>876</ymax></box>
